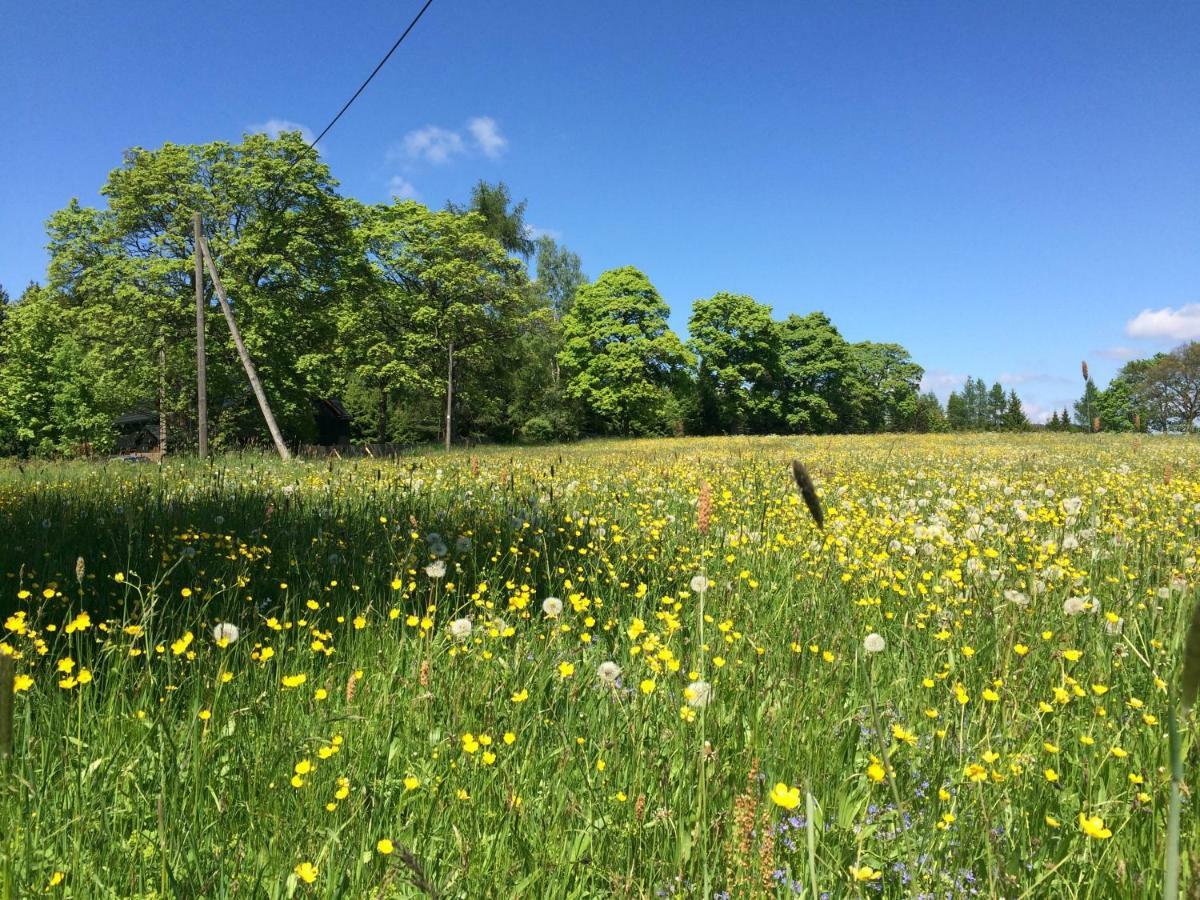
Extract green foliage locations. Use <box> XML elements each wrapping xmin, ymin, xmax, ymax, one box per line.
<box><xmin>559</xmin><ymin>267</ymin><xmax>692</xmax><ymax>436</ymax></box>
<box><xmin>687</xmin><ymin>292</ymin><xmax>781</xmax><ymax>434</ymax></box>
<box><xmin>534</xmin><ymin>235</ymin><xmax>587</xmax><ymax>320</ymax></box>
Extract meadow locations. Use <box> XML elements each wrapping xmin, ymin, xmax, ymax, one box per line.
<box><xmin>0</xmin><ymin>434</ymin><xmax>1197</xmax><ymax>898</ymax></box>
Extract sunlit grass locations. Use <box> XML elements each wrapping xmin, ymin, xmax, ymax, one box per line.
<box><xmin>0</xmin><ymin>434</ymin><xmax>1196</xmax><ymax>897</ymax></box>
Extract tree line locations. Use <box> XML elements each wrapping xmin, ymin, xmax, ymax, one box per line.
<box><xmin>0</xmin><ymin>132</ymin><xmax>1039</xmax><ymax>456</ymax></box>
<box><xmin>1066</xmin><ymin>347</ymin><xmax>1200</xmax><ymax>433</ymax></box>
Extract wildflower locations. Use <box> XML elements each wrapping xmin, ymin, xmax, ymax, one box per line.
<box><xmin>597</xmin><ymin>661</ymin><xmax>621</xmax><ymax>685</ymax></box>
<box><xmin>281</xmin><ymin>674</ymin><xmax>307</xmax><ymax>688</ymax></box>
<box><xmin>684</xmin><ymin>679</ymin><xmax>712</xmax><ymax>708</ymax></box>
<box><xmin>212</xmin><ymin>623</ymin><xmax>239</xmax><ymax>646</ymax></box>
<box><xmin>964</xmin><ymin>763</ymin><xmax>988</xmax><ymax>783</ymax></box>
<box><xmin>294</xmin><ymin>861</ymin><xmax>318</xmax><ymax>884</ymax></box>
<box><xmin>867</xmin><ymin>762</ymin><xmax>886</xmax><ymax>783</ymax></box>
<box><xmin>1078</xmin><ymin>812</ymin><xmax>1112</xmax><ymax>839</ymax></box>
<box><xmin>689</xmin><ymin>574</ymin><xmax>709</xmax><ymax>594</ymax></box>
<box><xmin>13</xmin><ymin>674</ymin><xmax>34</xmax><ymax>693</ymax></box>
<box><xmin>542</xmin><ymin>596</ymin><xmax>563</xmax><ymax>618</ymax></box>
<box><xmin>424</xmin><ymin>560</ymin><xmax>447</xmax><ymax>579</ymax></box>
<box><xmin>377</xmin><ymin>838</ymin><xmax>394</xmax><ymax>855</ymax></box>
<box><xmin>448</xmin><ymin>617</ymin><xmax>473</xmax><ymax>641</ymax></box>
<box><xmin>849</xmin><ymin>864</ymin><xmax>881</xmax><ymax>881</ymax></box>
<box><xmin>511</xmin><ymin>688</ymin><xmax>528</xmax><ymax>703</ymax></box>
<box><xmin>863</xmin><ymin>633</ymin><xmax>886</xmax><ymax>653</ymax></box>
<box><xmin>558</xmin><ymin>661</ymin><xmax>575</xmax><ymax>678</ymax></box>
<box><xmin>769</xmin><ymin>782</ymin><xmax>801</xmax><ymax>809</ymax></box>
<box><xmin>639</xmin><ymin>678</ymin><xmax>656</xmax><ymax>695</ymax></box>
<box><xmin>404</xmin><ymin>775</ymin><xmax>420</xmax><ymax>791</ymax></box>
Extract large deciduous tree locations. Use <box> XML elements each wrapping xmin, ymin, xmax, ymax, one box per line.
<box><xmin>559</xmin><ymin>267</ymin><xmax>692</xmax><ymax>436</ymax></box>
<box><xmin>687</xmin><ymin>292</ymin><xmax>781</xmax><ymax>434</ymax></box>
<box><xmin>357</xmin><ymin>200</ymin><xmax>525</xmax><ymax>449</ymax></box>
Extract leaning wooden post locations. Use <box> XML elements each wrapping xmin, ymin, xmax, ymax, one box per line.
<box><xmin>194</xmin><ymin>213</ymin><xmax>208</xmax><ymax>459</ymax></box>
<box><xmin>197</xmin><ymin>235</ymin><xmax>291</xmax><ymax>461</ymax></box>
<box><xmin>0</xmin><ymin>654</ymin><xmax>14</xmax><ymax>768</ymax></box>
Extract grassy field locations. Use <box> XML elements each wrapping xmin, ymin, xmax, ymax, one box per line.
<box><xmin>0</xmin><ymin>434</ymin><xmax>1197</xmax><ymax>898</ymax></box>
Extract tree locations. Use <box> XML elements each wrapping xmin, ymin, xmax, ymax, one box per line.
<box><xmin>687</xmin><ymin>292</ymin><xmax>781</xmax><ymax>434</ymax></box>
<box><xmin>851</xmin><ymin>342</ymin><xmax>923</xmax><ymax>431</ymax></box>
<box><xmin>1138</xmin><ymin>343</ymin><xmax>1200</xmax><ymax>432</ymax></box>
<box><xmin>357</xmin><ymin>200</ymin><xmax>525</xmax><ymax>450</ymax></box>
<box><xmin>1073</xmin><ymin>380</ymin><xmax>1102</xmax><ymax>431</ymax></box>
<box><xmin>776</xmin><ymin>312</ymin><xmax>863</xmax><ymax>433</ymax></box>
<box><xmin>946</xmin><ymin>391</ymin><xmax>968</xmax><ymax>430</ymax></box>
<box><xmin>1048</xmin><ymin>410</ymin><xmax>1061</xmax><ymax>431</ymax></box>
<box><xmin>534</xmin><ymin>235</ymin><xmax>587</xmax><ymax>321</ymax></box>
<box><xmin>451</xmin><ymin>181</ymin><xmax>534</xmax><ymax>258</ymax></box>
<box><xmin>986</xmin><ymin>382</ymin><xmax>1007</xmax><ymax>430</ymax></box>
<box><xmin>1001</xmin><ymin>389</ymin><xmax>1029</xmax><ymax>431</ymax></box>
<box><xmin>38</xmin><ymin>132</ymin><xmax>356</xmax><ymax>450</ymax></box>
<box><xmin>558</xmin><ymin>267</ymin><xmax>692</xmax><ymax>436</ymax></box>
<box><xmin>912</xmin><ymin>391</ymin><xmax>948</xmax><ymax>433</ymax></box>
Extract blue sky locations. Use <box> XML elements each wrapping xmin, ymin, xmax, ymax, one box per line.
<box><xmin>3</xmin><ymin>0</ymin><xmax>1198</xmax><ymax>421</ymax></box>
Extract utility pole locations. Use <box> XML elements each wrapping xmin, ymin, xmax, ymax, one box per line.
<box><xmin>194</xmin><ymin>213</ymin><xmax>208</xmax><ymax>459</ymax></box>
<box><xmin>197</xmin><ymin>234</ymin><xmax>291</xmax><ymax>461</ymax></box>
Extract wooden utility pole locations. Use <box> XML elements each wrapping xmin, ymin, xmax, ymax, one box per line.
<box><xmin>194</xmin><ymin>213</ymin><xmax>208</xmax><ymax>459</ymax></box>
<box><xmin>197</xmin><ymin>235</ymin><xmax>291</xmax><ymax>461</ymax></box>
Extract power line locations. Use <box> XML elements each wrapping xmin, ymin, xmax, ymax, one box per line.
<box><xmin>307</xmin><ymin>0</ymin><xmax>436</xmax><ymax>150</ymax></box>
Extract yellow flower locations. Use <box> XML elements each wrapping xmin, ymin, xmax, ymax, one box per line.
<box><xmin>640</xmin><ymin>678</ymin><xmax>656</xmax><ymax>695</ymax></box>
<box><xmin>281</xmin><ymin>673</ymin><xmax>307</xmax><ymax>688</ymax></box>
<box><xmin>294</xmin><ymin>861</ymin><xmax>318</xmax><ymax>883</ymax></box>
<box><xmin>1078</xmin><ymin>812</ymin><xmax>1112</xmax><ymax>839</ymax></box>
<box><xmin>404</xmin><ymin>775</ymin><xmax>420</xmax><ymax>791</ymax></box>
<box><xmin>511</xmin><ymin>689</ymin><xmax>528</xmax><ymax>703</ymax></box>
<box><xmin>198</xmin><ymin>709</ymin><xmax>211</xmax><ymax>721</ymax></box>
<box><xmin>964</xmin><ymin>763</ymin><xmax>988</xmax><ymax>783</ymax></box>
<box><xmin>13</xmin><ymin>674</ymin><xmax>34</xmax><ymax>693</ymax></box>
<box><xmin>558</xmin><ymin>661</ymin><xmax>575</xmax><ymax>678</ymax></box>
<box><xmin>891</xmin><ymin>724</ymin><xmax>917</xmax><ymax>747</ymax></box>
<box><xmin>377</xmin><ymin>838</ymin><xmax>394</xmax><ymax>855</ymax></box>
<box><xmin>849</xmin><ymin>864</ymin><xmax>881</xmax><ymax>881</ymax></box>
<box><xmin>867</xmin><ymin>762</ymin><xmax>886</xmax><ymax>783</ymax></box>
<box><xmin>769</xmin><ymin>782</ymin><xmax>801</xmax><ymax>809</ymax></box>
<box><xmin>47</xmin><ymin>872</ymin><xmax>65</xmax><ymax>888</ymax></box>
<box><xmin>1043</xmin><ymin>768</ymin><xmax>1058</xmax><ymax>783</ymax></box>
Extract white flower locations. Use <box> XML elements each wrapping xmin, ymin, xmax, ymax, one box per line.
<box><xmin>684</xmin><ymin>680</ymin><xmax>713</xmax><ymax>708</ymax></box>
<box><xmin>1062</xmin><ymin>496</ymin><xmax>1083</xmax><ymax>516</ymax></box>
<box><xmin>542</xmin><ymin>596</ymin><xmax>563</xmax><ymax>618</ymax></box>
<box><xmin>597</xmin><ymin>661</ymin><xmax>621</xmax><ymax>685</ymax></box>
<box><xmin>863</xmin><ymin>633</ymin><xmax>886</xmax><ymax>654</ymax></box>
<box><xmin>1062</xmin><ymin>597</ymin><xmax>1086</xmax><ymax>616</ymax></box>
<box><xmin>1003</xmin><ymin>589</ymin><xmax>1029</xmax><ymax>608</ymax></box>
<box><xmin>212</xmin><ymin>622</ymin><xmax>240</xmax><ymax>645</ymax></box>
<box><xmin>689</xmin><ymin>574</ymin><xmax>709</xmax><ymax>595</ymax></box>
<box><xmin>448</xmin><ymin>617</ymin><xmax>473</xmax><ymax>641</ymax></box>
<box><xmin>424</xmin><ymin>560</ymin><xmax>447</xmax><ymax>579</ymax></box>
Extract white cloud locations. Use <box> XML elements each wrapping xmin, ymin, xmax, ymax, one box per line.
<box><xmin>1020</xmin><ymin>400</ymin><xmax>1055</xmax><ymax>425</ymax></box>
<box><xmin>398</xmin><ymin>125</ymin><xmax>465</xmax><ymax>164</ymax></box>
<box><xmin>467</xmin><ymin>116</ymin><xmax>507</xmax><ymax>158</ymax></box>
<box><xmin>920</xmin><ymin>370</ymin><xmax>967</xmax><ymax>397</ymax></box>
<box><xmin>524</xmin><ymin>224</ymin><xmax>561</xmax><ymax>241</ymax></box>
<box><xmin>997</xmin><ymin>371</ymin><xmax>1071</xmax><ymax>386</ymax></box>
<box><xmin>1094</xmin><ymin>345</ymin><xmax>1139</xmax><ymax>361</ymax></box>
<box><xmin>1126</xmin><ymin>304</ymin><xmax>1200</xmax><ymax>342</ymax></box>
<box><xmin>388</xmin><ymin>117</ymin><xmax>508</xmax><ymax>166</ymax></box>
<box><xmin>388</xmin><ymin>175</ymin><xmax>420</xmax><ymax>200</ymax></box>
<box><xmin>249</xmin><ymin>118</ymin><xmax>315</xmax><ymax>145</ymax></box>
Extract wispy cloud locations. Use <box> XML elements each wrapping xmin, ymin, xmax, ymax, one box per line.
<box><xmin>524</xmin><ymin>224</ymin><xmax>561</xmax><ymax>242</ymax></box>
<box><xmin>388</xmin><ymin>116</ymin><xmax>509</xmax><ymax>167</ymax></box>
<box><xmin>920</xmin><ymin>369</ymin><xmax>966</xmax><ymax>397</ymax></box>
<box><xmin>249</xmin><ymin>118</ymin><xmax>316</xmax><ymax>145</ymax></box>
<box><xmin>388</xmin><ymin>175</ymin><xmax>420</xmax><ymax>200</ymax></box>
<box><xmin>467</xmin><ymin>116</ymin><xmax>508</xmax><ymax>158</ymax></box>
<box><xmin>1093</xmin><ymin>345</ymin><xmax>1139</xmax><ymax>361</ymax></box>
<box><xmin>1126</xmin><ymin>304</ymin><xmax>1200</xmax><ymax>342</ymax></box>
<box><xmin>997</xmin><ymin>371</ymin><xmax>1072</xmax><ymax>386</ymax></box>
<box><xmin>398</xmin><ymin>125</ymin><xmax>465</xmax><ymax>165</ymax></box>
